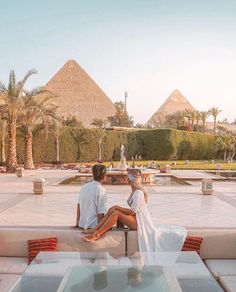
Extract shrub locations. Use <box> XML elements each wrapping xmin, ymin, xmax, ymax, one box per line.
<box><xmin>0</xmin><ymin>128</ymin><xmax>217</xmax><ymax>163</ymax></box>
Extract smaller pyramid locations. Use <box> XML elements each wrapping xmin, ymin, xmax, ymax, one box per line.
<box><xmin>146</xmin><ymin>89</ymin><xmax>195</xmax><ymax>127</ymax></box>
<box><xmin>45</xmin><ymin>60</ymin><xmax>116</xmax><ymax>127</ymax></box>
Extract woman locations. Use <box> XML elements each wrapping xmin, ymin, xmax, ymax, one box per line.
<box><xmin>83</xmin><ymin>169</ymin><xmax>186</xmax><ymax>253</ymax></box>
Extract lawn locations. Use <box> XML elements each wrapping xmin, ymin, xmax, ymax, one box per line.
<box><xmin>78</xmin><ymin>160</ymin><xmax>236</xmax><ymax>171</ymax></box>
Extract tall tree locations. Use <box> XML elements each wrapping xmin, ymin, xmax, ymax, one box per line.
<box><xmin>231</xmin><ymin>118</ymin><xmax>236</xmax><ymax>125</ymax></box>
<box><xmin>50</xmin><ymin>118</ymin><xmax>64</xmax><ymax>163</ymax></box>
<box><xmin>108</xmin><ymin>101</ymin><xmax>133</xmax><ymax>127</ymax></box>
<box><xmin>195</xmin><ymin>111</ymin><xmax>202</xmax><ymax>132</ymax></box>
<box><xmin>200</xmin><ymin>111</ymin><xmax>210</xmax><ymax>132</ymax></box>
<box><xmin>215</xmin><ymin>134</ymin><xmax>236</xmax><ymax>162</ymax></box>
<box><xmin>209</xmin><ymin>107</ymin><xmax>222</xmax><ymax>134</ymax></box>
<box><xmin>19</xmin><ymin>88</ymin><xmax>57</xmax><ymax>169</ymax></box>
<box><xmin>62</xmin><ymin>115</ymin><xmax>83</xmax><ymax>128</ymax></box>
<box><xmin>189</xmin><ymin>110</ymin><xmax>196</xmax><ymax>130</ymax></box>
<box><xmin>163</xmin><ymin>112</ymin><xmax>182</xmax><ymax>129</ymax></box>
<box><xmin>174</xmin><ymin>111</ymin><xmax>185</xmax><ymax>128</ymax></box>
<box><xmin>91</xmin><ymin>118</ymin><xmax>107</xmax><ymax>162</ymax></box>
<box><xmin>183</xmin><ymin>109</ymin><xmax>196</xmax><ymax>130</ymax></box>
<box><xmin>184</xmin><ymin>109</ymin><xmax>192</xmax><ymax>127</ymax></box>
<box><xmin>0</xmin><ymin>69</ymin><xmax>37</xmax><ymax>172</ymax></box>
<box><xmin>0</xmin><ymin>117</ymin><xmax>7</xmax><ymax>164</ymax></box>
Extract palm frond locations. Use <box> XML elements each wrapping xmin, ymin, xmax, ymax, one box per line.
<box><xmin>16</xmin><ymin>69</ymin><xmax>37</xmax><ymax>94</ymax></box>
<box><xmin>8</xmin><ymin>70</ymin><xmax>16</xmax><ymax>98</ymax></box>
<box><xmin>0</xmin><ymin>104</ymin><xmax>7</xmax><ymax>115</ymax></box>
<box><xmin>0</xmin><ymin>81</ymin><xmax>7</xmax><ymax>93</ymax></box>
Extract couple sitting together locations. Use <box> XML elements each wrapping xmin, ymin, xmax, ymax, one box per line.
<box><xmin>76</xmin><ymin>164</ymin><xmax>187</xmax><ymax>253</ymax></box>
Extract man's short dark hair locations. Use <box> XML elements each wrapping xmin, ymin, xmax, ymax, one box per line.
<box><xmin>92</xmin><ymin>164</ymin><xmax>106</xmax><ymax>181</ymax></box>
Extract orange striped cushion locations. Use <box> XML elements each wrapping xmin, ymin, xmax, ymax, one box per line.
<box><xmin>182</xmin><ymin>236</ymin><xmax>203</xmax><ymax>254</ymax></box>
<box><xmin>28</xmin><ymin>238</ymin><xmax>57</xmax><ymax>264</ymax></box>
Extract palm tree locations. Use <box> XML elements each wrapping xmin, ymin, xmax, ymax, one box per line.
<box><xmin>135</xmin><ymin>123</ymin><xmax>146</xmax><ymax>128</ymax></box>
<box><xmin>184</xmin><ymin>109</ymin><xmax>196</xmax><ymax>130</ymax></box>
<box><xmin>91</xmin><ymin>118</ymin><xmax>107</xmax><ymax>162</ymax></box>
<box><xmin>0</xmin><ymin>117</ymin><xmax>7</xmax><ymax>164</ymax></box>
<box><xmin>184</xmin><ymin>109</ymin><xmax>192</xmax><ymax>128</ymax></box>
<box><xmin>215</xmin><ymin>134</ymin><xmax>236</xmax><ymax>162</ymax></box>
<box><xmin>174</xmin><ymin>111</ymin><xmax>185</xmax><ymax>128</ymax></box>
<box><xmin>228</xmin><ymin>136</ymin><xmax>236</xmax><ymax>162</ymax></box>
<box><xmin>19</xmin><ymin>88</ymin><xmax>57</xmax><ymax>169</ymax></box>
<box><xmin>50</xmin><ymin>118</ymin><xmax>64</xmax><ymax>163</ymax></box>
<box><xmin>0</xmin><ymin>69</ymin><xmax>37</xmax><ymax>172</ymax></box>
<box><xmin>215</xmin><ymin>135</ymin><xmax>228</xmax><ymax>161</ymax></box>
<box><xmin>209</xmin><ymin>107</ymin><xmax>222</xmax><ymax>134</ymax></box>
<box><xmin>200</xmin><ymin>111</ymin><xmax>210</xmax><ymax>132</ymax></box>
<box><xmin>195</xmin><ymin>111</ymin><xmax>202</xmax><ymax>132</ymax></box>
<box><xmin>108</xmin><ymin>101</ymin><xmax>133</xmax><ymax>127</ymax></box>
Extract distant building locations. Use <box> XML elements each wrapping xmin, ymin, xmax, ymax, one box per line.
<box><xmin>45</xmin><ymin>59</ymin><xmax>115</xmax><ymax>127</ymax></box>
<box><xmin>146</xmin><ymin>89</ymin><xmax>236</xmax><ymax>134</ymax></box>
<box><xmin>146</xmin><ymin>89</ymin><xmax>195</xmax><ymax>127</ymax></box>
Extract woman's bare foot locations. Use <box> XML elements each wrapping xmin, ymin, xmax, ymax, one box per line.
<box><xmin>82</xmin><ymin>232</ymin><xmax>99</xmax><ymax>242</ymax></box>
<box><xmin>81</xmin><ymin>228</ymin><xmax>96</xmax><ymax>234</ymax></box>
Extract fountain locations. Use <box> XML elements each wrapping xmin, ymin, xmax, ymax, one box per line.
<box><xmin>105</xmin><ymin>145</ymin><xmax>158</xmax><ymax>185</ymax></box>
<box><xmin>65</xmin><ymin>145</ymin><xmax>158</xmax><ymax>185</ymax></box>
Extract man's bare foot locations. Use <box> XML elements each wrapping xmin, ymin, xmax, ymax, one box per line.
<box><xmin>82</xmin><ymin>232</ymin><xmax>99</xmax><ymax>242</ymax></box>
<box><xmin>81</xmin><ymin>228</ymin><xmax>95</xmax><ymax>234</ymax></box>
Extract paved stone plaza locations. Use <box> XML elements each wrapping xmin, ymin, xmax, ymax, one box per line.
<box><xmin>0</xmin><ymin>169</ymin><xmax>236</xmax><ymax>228</ymax></box>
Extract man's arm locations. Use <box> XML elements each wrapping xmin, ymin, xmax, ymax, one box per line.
<box><xmin>75</xmin><ymin>204</ymin><xmax>80</xmax><ymax>227</ymax></box>
<box><xmin>97</xmin><ymin>188</ymin><xmax>107</xmax><ymax>223</ymax></box>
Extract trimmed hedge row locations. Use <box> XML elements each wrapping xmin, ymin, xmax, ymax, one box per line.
<box><xmin>1</xmin><ymin>128</ymin><xmax>216</xmax><ymax>163</ymax></box>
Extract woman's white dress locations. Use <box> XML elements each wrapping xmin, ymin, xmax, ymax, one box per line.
<box><xmin>127</xmin><ymin>190</ymin><xmax>187</xmax><ymax>253</ymax></box>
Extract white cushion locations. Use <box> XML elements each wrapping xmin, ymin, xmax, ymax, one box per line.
<box><xmin>187</xmin><ymin>230</ymin><xmax>236</xmax><ymax>260</ymax></box>
<box><xmin>205</xmin><ymin>260</ymin><xmax>236</xmax><ymax>279</ymax></box>
<box><xmin>0</xmin><ymin>228</ymin><xmax>126</xmax><ymax>258</ymax></box>
<box><xmin>127</xmin><ymin>230</ymin><xmax>236</xmax><ymax>259</ymax></box>
<box><xmin>0</xmin><ymin>257</ymin><xmax>27</xmax><ymax>274</ymax></box>
<box><xmin>0</xmin><ymin>274</ymin><xmax>20</xmax><ymax>292</ymax></box>
<box><xmin>219</xmin><ymin>276</ymin><xmax>236</xmax><ymax>292</ymax></box>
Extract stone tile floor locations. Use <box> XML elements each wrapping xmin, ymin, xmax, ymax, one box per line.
<box><xmin>0</xmin><ymin>169</ymin><xmax>236</xmax><ymax>228</ymax></box>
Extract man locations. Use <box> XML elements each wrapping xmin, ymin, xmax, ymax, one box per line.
<box><xmin>75</xmin><ymin>164</ymin><xmax>107</xmax><ymax>229</ymax></box>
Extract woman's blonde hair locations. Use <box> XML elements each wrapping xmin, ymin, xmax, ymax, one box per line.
<box><xmin>127</xmin><ymin>168</ymin><xmax>148</xmax><ymax>203</ymax></box>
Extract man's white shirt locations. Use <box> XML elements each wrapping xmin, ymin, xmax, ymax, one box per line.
<box><xmin>77</xmin><ymin>180</ymin><xmax>107</xmax><ymax>228</ymax></box>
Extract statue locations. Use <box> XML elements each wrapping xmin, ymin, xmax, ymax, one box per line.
<box><xmin>120</xmin><ymin>144</ymin><xmax>125</xmax><ymax>160</ymax></box>
<box><xmin>118</xmin><ymin>144</ymin><xmax>128</xmax><ymax>170</ymax></box>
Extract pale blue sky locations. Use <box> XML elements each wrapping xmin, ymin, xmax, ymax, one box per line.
<box><xmin>0</xmin><ymin>0</ymin><xmax>236</xmax><ymax>123</ymax></box>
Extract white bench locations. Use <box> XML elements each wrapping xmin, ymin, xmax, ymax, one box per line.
<box><xmin>0</xmin><ymin>227</ymin><xmax>236</xmax><ymax>292</ymax></box>
<box><xmin>127</xmin><ymin>229</ymin><xmax>236</xmax><ymax>292</ymax></box>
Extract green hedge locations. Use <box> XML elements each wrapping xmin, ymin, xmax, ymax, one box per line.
<box><xmin>0</xmin><ymin>128</ymin><xmax>216</xmax><ymax>163</ymax></box>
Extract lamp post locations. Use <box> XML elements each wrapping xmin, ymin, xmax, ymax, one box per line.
<box><xmin>124</xmin><ymin>91</ymin><xmax>128</xmax><ymax>112</ymax></box>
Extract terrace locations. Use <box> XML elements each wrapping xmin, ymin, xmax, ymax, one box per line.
<box><xmin>0</xmin><ymin>168</ymin><xmax>236</xmax><ymax>227</ymax></box>
<box><xmin>0</xmin><ymin>167</ymin><xmax>236</xmax><ymax>291</ymax></box>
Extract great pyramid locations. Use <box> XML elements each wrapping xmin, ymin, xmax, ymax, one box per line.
<box><xmin>45</xmin><ymin>60</ymin><xmax>116</xmax><ymax>127</ymax></box>
<box><xmin>146</xmin><ymin>89</ymin><xmax>195</xmax><ymax>127</ymax></box>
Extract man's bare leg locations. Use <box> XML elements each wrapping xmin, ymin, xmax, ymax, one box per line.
<box><xmin>81</xmin><ymin>213</ymin><xmax>110</xmax><ymax>234</ymax></box>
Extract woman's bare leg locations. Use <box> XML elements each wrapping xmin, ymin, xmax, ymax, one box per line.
<box><xmin>81</xmin><ymin>213</ymin><xmax>111</xmax><ymax>234</ymax></box>
<box><xmin>83</xmin><ymin>210</ymin><xmax>137</xmax><ymax>242</ymax></box>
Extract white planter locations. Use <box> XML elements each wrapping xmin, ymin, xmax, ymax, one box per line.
<box><xmin>33</xmin><ymin>178</ymin><xmax>45</xmax><ymax>195</ymax></box>
<box><xmin>201</xmin><ymin>179</ymin><xmax>213</xmax><ymax>195</ymax></box>
<box><xmin>16</xmin><ymin>167</ymin><xmax>24</xmax><ymax>177</ymax></box>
